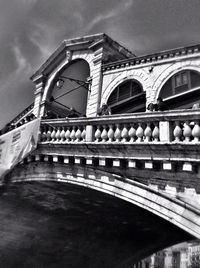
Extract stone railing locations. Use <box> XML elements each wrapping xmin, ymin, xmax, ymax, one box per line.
<box><xmin>39</xmin><ymin>109</ymin><xmax>200</xmax><ymax>144</ymax></box>
<box><xmin>9</xmin><ymin>102</ymin><xmax>34</xmax><ymax>125</ymax></box>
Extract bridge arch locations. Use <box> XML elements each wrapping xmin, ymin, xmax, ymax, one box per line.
<box><xmin>42</xmin><ymin>53</ymin><xmax>93</xmax><ymax>117</ymax></box>
<box><xmin>47</xmin><ymin>59</ymin><xmax>90</xmax><ymax>117</ymax></box>
<box><xmin>9</xmin><ymin>161</ymin><xmax>200</xmax><ymax>239</ymax></box>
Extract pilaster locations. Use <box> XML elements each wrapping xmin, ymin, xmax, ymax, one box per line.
<box><xmin>32</xmin><ymin>74</ymin><xmax>47</xmax><ymax>118</ymax></box>
<box><xmin>87</xmin><ymin>47</ymin><xmax>104</xmax><ymax>117</ymax></box>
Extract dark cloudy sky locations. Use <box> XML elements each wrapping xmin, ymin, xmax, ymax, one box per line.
<box><xmin>1</xmin><ymin>0</ymin><xmax>200</xmax><ymax>127</ymax></box>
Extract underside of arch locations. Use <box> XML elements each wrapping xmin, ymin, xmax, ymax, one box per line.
<box><xmin>7</xmin><ymin>162</ymin><xmax>200</xmax><ymax>239</ymax></box>
<box><xmin>45</xmin><ymin>59</ymin><xmax>90</xmax><ymax>118</ymax></box>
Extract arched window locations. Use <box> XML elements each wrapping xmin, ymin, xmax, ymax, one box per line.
<box><xmin>107</xmin><ymin>80</ymin><xmax>145</xmax><ymax>114</ymax></box>
<box><xmin>159</xmin><ymin>70</ymin><xmax>200</xmax><ymax>109</ymax></box>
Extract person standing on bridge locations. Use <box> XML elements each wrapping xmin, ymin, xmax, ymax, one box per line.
<box><xmin>67</xmin><ymin>107</ymin><xmax>79</xmax><ymax>118</ymax></box>
<box><xmin>154</xmin><ymin>97</ymin><xmax>168</xmax><ymax>111</ymax></box>
<box><xmin>97</xmin><ymin>103</ymin><xmax>112</xmax><ymax>116</ymax></box>
<box><xmin>147</xmin><ymin>102</ymin><xmax>156</xmax><ymax>112</ymax></box>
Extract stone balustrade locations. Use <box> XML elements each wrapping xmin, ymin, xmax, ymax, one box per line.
<box><xmin>39</xmin><ymin>109</ymin><xmax>200</xmax><ymax>143</ymax></box>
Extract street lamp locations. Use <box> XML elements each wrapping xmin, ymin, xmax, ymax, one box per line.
<box><xmin>49</xmin><ymin>75</ymin><xmax>92</xmax><ymax>115</ymax></box>
<box><xmin>51</xmin><ymin>75</ymin><xmax>92</xmax><ymax>102</ymax></box>
<box><xmin>55</xmin><ymin>75</ymin><xmax>92</xmax><ymax>92</ymax></box>
<box><xmin>56</xmin><ymin>79</ymin><xmax>65</xmax><ymax>89</ymax></box>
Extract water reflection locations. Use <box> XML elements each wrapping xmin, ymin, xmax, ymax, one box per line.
<box><xmin>135</xmin><ymin>240</ymin><xmax>200</xmax><ymax>268</ymax></box>
<box><xmin>0</xmin><ymin>181</ymin><xmax>193</xmax><ymax>267</ymax></box>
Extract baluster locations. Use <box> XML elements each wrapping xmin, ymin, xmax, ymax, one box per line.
<box><xmin>108</xmin><ymin>124</ymin><xmax>114</xmax><ymax>142</ymax></box>
<box><xmin>183</xmin><ymin>121</ymin><xmax>192</xmax><ymax>142</ymax></box>
<box><xmin>51</xmin><ymin>127</ymin><xmax>56</xmax><ymax>142</ymax></box>
<box><xmin>114</xmin><ymin>124</ymin><xmax>121</xmax><ymax>142</ymax></box>
<box><xmin>121</xmin><ymin>124</ymin><xmax>129</xmax><ymax>142</ymax></box>
<box><xmin>144</xmin><ymin>123</ymin><xmax>152</xmax><ymax>142</ymax></box>
<box><xmin>95</xmin><ymin>125</ymin><xmax>102</xmax><ymax>142</ymax></box>
<box><xmin>101</xmin><ymin>125</ymin><xmax>108</xmax><ymax>142</ymax></box>
<box><xmin>65</xmin><ymin>127</ymin><xmax>71</xmax><ymax>142</ymax></box>
<box><xmin>70</xmin><ymin>126</ymin><xmax>76</xmax><ymax>142</ymax></box>
<box><xmin>55</xmin><ymin>127</ymin><xmax>61</xmax><ymax>142</ymax></box>
<box><xmin>152</xmin><ymin>122</ymin><xmax>159</xmax><ymax>142</ymax></box>
<box><xmin>75</xmin><ymin>127</ymin><xmax>82</xmax><ymax>142</ymax></box>
<box><xmin>128</xmin><ymin>124</ymin><xmax>136</xmax><ymax>142</ymax></box>
<box><xmin>46</xmin><ymin>127</ymin><xmax>52</xmax><ymax>142</ymax></box>
<box><xmin>42</xmin><ymin>126</ymin><xmax>47</xmax><ymax>142</ymax></box>
<box><xmin>173</xmin><ymin>121</ymin><xmax>182</xmax><ymax>142</ymax></box>
<box><xmin>136</xmin><ymin>123</ymin><xmax>144</xmax><ymax>142</ymax></box>
<box><xmin>81</xmin><ymin>126</ymin><xmax>86</xmax><ymax>142</ymax></box>
<box><xmin>192</xmin><ymin>121</ymin><xmax>200</xmax><ymax>142</ymax></box>
<box><xmin>60</xmin><ymin>127</ymin><xmax>66</xmax><ymax>142</ymax></box>
<box><xmin>38</xmin><ymin>127</ymin><xmax>42</xmax><ymax>142</ymax></box>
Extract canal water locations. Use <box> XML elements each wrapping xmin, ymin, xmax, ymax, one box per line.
<box><xmin>0</xmin><ymin>181</ymin><xmax>194</xmax><ymax>267</ymax></box>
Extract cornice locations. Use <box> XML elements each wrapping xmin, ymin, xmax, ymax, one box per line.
<box><xmin>102</xmin><ymin>44</ymin><xmax>200</xmax><ymax>72</ymax></box>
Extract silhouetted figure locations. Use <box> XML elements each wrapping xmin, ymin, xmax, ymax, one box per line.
<box><xmin>97</xmin><ymin>103</ymin><xmax>111</xmax><ymax>116</ymax></box>
<box><xmin>192</xmin><ymin>103</ymin><xmax>200</xmax><ymax>109</ymax></box>
<box><xmin>67</xmin><ymin>107</ymin><xmax>79</xmax><ymax>118</ymax></box>
<box><xmin>147</xmin><ymin>103</ymin><xmax>156</xmax><ymax>112</ymax></box>
<box><xmin>25</xmin><ymin>115</ymin><xmax>31</xmax><ymax>122</ymax></box>
<box><xmin>20</xmin><ymin>119</ymin><xmax>25</xmax><ymax>125</ymax></box>
<box><xmin>154</xmin><ymin>97</ymin><xmax>168</xmax><ymax>111</ymax></box>
<box><xmin>44</xmin><ymin>110</ymin><xmax>57</xmax><ymax>119</ymax></box>
<box><xmin>30</xmin><ymin>113</ymin><xmax>36</xmax><ymax>120</ymax></box>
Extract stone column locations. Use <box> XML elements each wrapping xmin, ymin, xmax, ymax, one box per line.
<box><xmin>86</xmin><ymin>47</ymin><xmax>104</xmax><ymax>117</ymax></box>
<box><xmin>32</xmin><ymin>74</ymin><xmax>47</xmax><ymax>118</ymax></box>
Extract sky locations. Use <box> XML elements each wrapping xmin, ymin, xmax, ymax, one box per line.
<box><xmin>1</xmin><ymin>0</ymin><xmax>200</xmax><ymax>127</ymax></box>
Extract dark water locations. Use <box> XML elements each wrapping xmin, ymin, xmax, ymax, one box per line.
<box><xmin>0</xmin><ymin>181</ymin><xmax>192</xmax><ymax>268</ymax></box>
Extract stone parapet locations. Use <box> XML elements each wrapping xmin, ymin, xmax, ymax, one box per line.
<box><xmin>39</xmin><ymin>109</ymin><xmax>200</xmax><ymax>143</ymax></box>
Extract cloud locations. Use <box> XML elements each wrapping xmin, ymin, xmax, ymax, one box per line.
<box><xmin>1</xmin><ymin>0</ymin><xmax>200</xmax><ymax>128</ymax></box>
<box><xmin>83</xmin><ymin>0</ymin><xmax>133</xmax><ymax>34</ymax></box>
<box><xmin>28</xmin><ymin>23</ymin><xmax>56</xmax><ymax>60</ymax></box>
<box><xmin>0</xmin><ymin>41</ymin><xmax>34</xmax><ymax>127</ymax></box>
<box><xmin>12</xmin><ymin>41</ymin><xmax>32</xmax><ymax>74</ymax></box>
<box><xmin>20</xmin><ymin>0</ymin><xmax>37</xmax><ymax>4</ymax></box>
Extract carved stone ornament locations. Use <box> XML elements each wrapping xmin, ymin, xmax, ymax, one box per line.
<box><xmin>66</xmin><ymin>50</ymin><xmax>72</xmax><ymax>61</ymax></box>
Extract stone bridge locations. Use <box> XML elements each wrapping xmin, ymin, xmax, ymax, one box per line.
<box><xmin>2</xmin><ymin>34</ymin><xmax>200</xmax><ymax>264</ymax></box>
<box><xmin>7</xmin><ymin>109</ymin><xmax>200</xmax><ymax>239</ymax></box>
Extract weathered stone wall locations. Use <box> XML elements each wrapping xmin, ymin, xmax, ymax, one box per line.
<box><xmin>101</xmin><ymin>53</ymin><xmax>200</xmax><ymax>108</ymax></box>
<box><xmin>31</xmin><ymin>36</ymin><xmax>200</xmax><ymax>118</ymax></box>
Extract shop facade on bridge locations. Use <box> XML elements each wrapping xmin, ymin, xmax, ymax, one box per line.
<box><xmin>28</xmin><ymin>33</ymin><xmax>200</xmax><ymax>120</ymax></box>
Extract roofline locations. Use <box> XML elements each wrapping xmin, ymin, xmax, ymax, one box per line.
<box><xmin>63</xmin><ymin>33</ymin><xmax>105</xmax><ymax>45</ymax></box>
<box><xmin>30</xmin><ymin>33</ymin><xmax>134</xmax><ymax>81</ymax></box>
<box><xmin>102</xmin><ymin>43</ymin><xmax>200</xmax><ymax>72</ymax></box>
<box><xmin>8</xmin><ymin>102</ymin><xmax>34</xmax><ymax>125</ymax></box>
